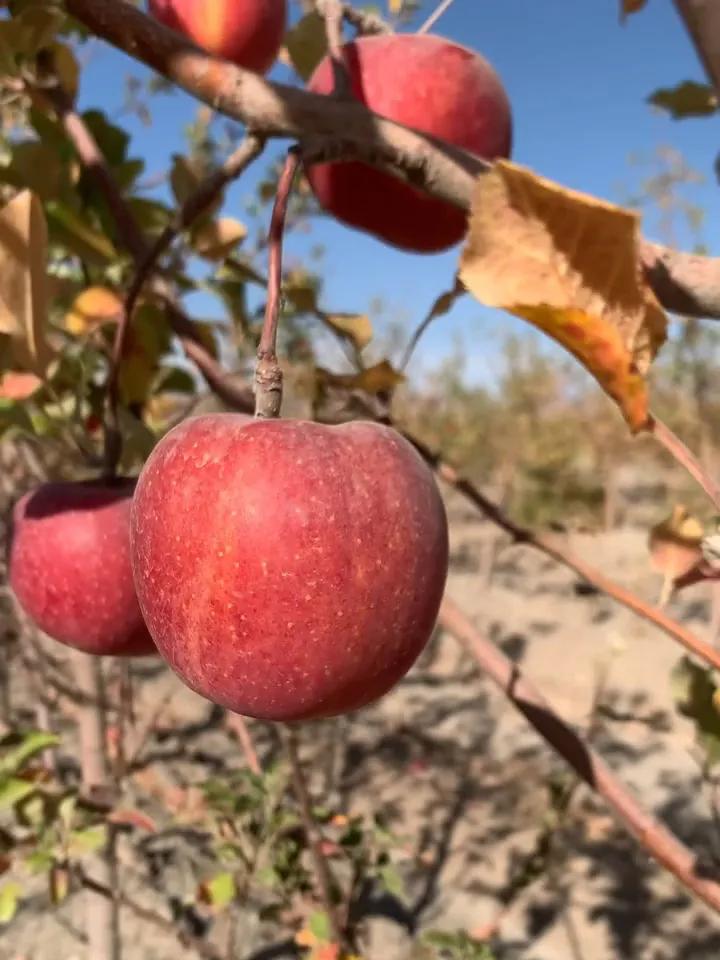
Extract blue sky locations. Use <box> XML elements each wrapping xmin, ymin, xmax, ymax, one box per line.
<box><xmin>77</xmin><ymin>0</ymin><xmax>720</xmax><ymax>387</ymax></box>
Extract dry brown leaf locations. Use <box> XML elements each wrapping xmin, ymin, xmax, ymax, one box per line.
<box><xmin>323</xmin><ymin>313</ymin><xmax>373</xmax><ymax>350</ymax></box>
<box><xmin>0</xmin><ymin>190</ymin><xmax>52</xmax><ymax>372</ymax></box>
<box><xmin>459</xmin><ymin>160</ymin><xmax>667</xmax><ymax>432</ymax></box>
<box><xmin>317</xmin><ymin>360</ymin><xmax>405</xmax><ymax>395</ymax></box>
<box><xmin>191</xmin><ymin>217</ymin><xmax>247</xmax><ymax>260</ymax></box>
<box><xmin>65</xmin><ymin>286</ymin><xmax>122</xmax><ymax>334</ymax></box>
<box><xmin>648</xmin><ymin>504</ymin><xmax>703</xmax><ymax>604</ymax></box>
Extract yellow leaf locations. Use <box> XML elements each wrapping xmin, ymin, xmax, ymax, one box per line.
<box><xmin>285</xmin><ymin>270</ymin><xmax>319</xmax><ymax>314</ymax></box>
<box><xmin>323</xmin><ymin>313</ymin><xmax>372</xmax><ymax>350</ymax></box>
<box><xmin>295</xmin><ymin>927</ymin><xmax>317</xmax><ymax>948</ymax></box>
<box><xmin>0</xmin><ymin>190</ymin><xmax>52</xmax><ymax>372</ymax></box>
<box><xmin>317</xmin><ymin>360</ymin><xmax>405</xmax><ymax>395</ymax></box>
<box><xmin>458</xmin><ymin>160</ymin><xmax>667</xmax><ymax>432</ymax></box>
<box><xmin>65</xmin><ymin>286</ymin><xmax>122</xmax><ymax>334</ymax></box>
<box><xmin>648</xmin><ymin>505</ymin><xmax>703</xmax><ymax>581</ymax></box>
<box><xmin>388</xmin><ymin>0</ymin><xmax>404</xmax><ymax>13</ymax></box>
<box><xmin>192</xmin><ymin>217</ymin><xmax>247</xmax><ymax>260</ymax></box>
<box><xmin>284</xmin><ymin>12</ymin><xmax>327</xmax><ymax>81</ymax></box>
<box><xmin>0</xmin><ymin>371</ymin><xmax>42</xmax><ymax>399</ymax></box>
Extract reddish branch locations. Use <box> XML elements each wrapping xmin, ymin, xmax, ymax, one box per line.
<box><xmin>406</xmin><ymin>433</ymin><xmax>720</xmax><ymax>674</ymax></box>
<box><xmin>44</xmin><ymin>81</ymin><xmax>260</xmax><ymax>437</ymax></box>
<box><xmin>440</xmin><ymin>596</ymin><xmax>720</xmax><ymax>914</ymax></box>
<box><xmin>254</xmin><ymin>150</ymin><xmax>299</xmax><ymax>419</ymax></box>
<box><xmin>650</xmin><ymin>413</ymin><xmax>720</xmax><ymax>511</ymax></box>
<box><xmin>64</xmin><ymin>0</ymin><xmax>720</xmax><ymax>322</ymax></box>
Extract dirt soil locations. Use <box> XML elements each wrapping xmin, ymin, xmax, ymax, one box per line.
<box><xmin>3</xmin><ymin>492</ymin><xmax>720</xmax><ymax>960</ymax></box>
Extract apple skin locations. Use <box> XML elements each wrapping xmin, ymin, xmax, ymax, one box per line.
<box><xmin>9</xmin><ymin>479</ymin><xmax>156</xmax><ymax>657</ymax></box>
<box><xmin>305</xmin><ymin>34</ymin><xmax>513</xmax><ymax>253</ymax></box>
<box><xmin>148</xmin><ymin>0</ymin><xmax>286</xmax><ymax>75</ymax></box>
<box><xmin>130</xmin><ymin>415</ymin><xmax>449</xmax><ymax>721</ymax></box>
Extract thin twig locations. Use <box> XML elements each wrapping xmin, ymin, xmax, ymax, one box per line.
<box><xmin>128</xmin><ymin>134</ymin><xmax>265</xmax><ymax>308</ymax></box>
<box><xmin>400</xmin><ymin>277</ymin><xmax>464</xmax><ymax>371</ymax></box>
<box><xmin>281</xmin><ymin>727</ymin><xmax>350</xmax><ymax>950</ymax></box>
<box><xmin>650</xmin><ymin>413</ymin><xmax>720</xmax><ymax>511</ymax></box>
<box><xmin>341</xmin><ymin>2</ymin><xmax>392</xmax><ymax>34</ymax></box>
<box><xmin>225</xmin><ymin>712</ymin><xmax>261</xmax><ymax>776</ymax></box>
<box><xmin>439</xmin><ymin>596</ymin><xmax>720</xmax><ymax>914</ymax></box>
<box><xmin>254</xmin><ymin>149</ymin><xmax>299</xmax><ymax>419</ymax></box>
<box><xmin>404</xmin><ymin>432</ymin><xmax>720</xmax><ymax>674</ymax></box>
<box><xmin>78</xmin><ymin>869</ymin><xmax>223</xmax><ymax>960</ymax></box>
<box><xmin>417</xmin><ymin>0</ymin><xmax>457</xmax><ymax>34</ymax></box>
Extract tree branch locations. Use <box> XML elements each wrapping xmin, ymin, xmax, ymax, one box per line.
<box><xmin>404</xmin><ymin>432</ymin><xmax>720</xmax><ymax>674</ymax></box>
<box><xmin>673</xmin><ymin>0</ymin><xmax>720</xmax><ymax>95</ymax></box>
<box><xmin>63</xmin><ymin>0</ymin><xmax>720</xmax><ymax>321</ymax></box>
<box><xmin>439</xmin><ymin>596</ymin><xmax>720</xmax><ymax>914</ymax></box>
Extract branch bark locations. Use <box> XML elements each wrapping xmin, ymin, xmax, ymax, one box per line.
<box><xmin>439</xmin><ymin>596</ymin><xmax>720</xmax><ymax>915</ymax></box>
<box><xmin>63</xmin><ymin>0</ymin><xmax>720</xmax><ymax>321</ymax></box>
<box><xmin>673</xmin><ymin>0</ymin><xmax>720</xmax><ymax>95</ymax></box>
<box><xmin>71</xmin><ymin>650</ymin><xmax>120</xmax><ymax>960</ymax></box>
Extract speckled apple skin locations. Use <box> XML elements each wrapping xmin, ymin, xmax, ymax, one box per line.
<box><xmin>148</xmin><ymin>0</ymin><xmax>286</xmax><ymax>75</ymax></box>
<box><xmin>9</xmin><ymin>480</ymin><xmax>156</xmax><ymax>657</ymax></box>
<box><xmin>306</xmin><ymin>34</ymin><xmax>513</xmax><ymax>253</ymax></box>
<box><xmin>130</xmin><ymin>416</ymin><xmax>449</xmax><ymax>721</ymax></box>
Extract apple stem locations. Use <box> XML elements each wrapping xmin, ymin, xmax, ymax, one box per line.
<box><xmin>254</xmin><ymin>149</ymin><xmax>300</xmax><ymax>419</ymax></box>
<box><xmin>281</xmin><ymin>726</ymin><xmax>351</xmax><ymax>951</ymax></box>
<box><xmin>649</xmin><ymin>413</ymin><xmax>720</xmax><ymax>510</ymax></box>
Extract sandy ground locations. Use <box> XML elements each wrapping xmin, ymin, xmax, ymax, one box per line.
<box><xmin>3</xmin><ymin>493</ymin><xmax>720</xmax><ymax>960</ymax></box>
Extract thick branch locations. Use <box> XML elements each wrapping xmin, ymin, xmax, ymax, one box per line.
<box><xmin>63</xmin><ymin>0</ymin><xmax>720</xmax><ymax>321</ymax></box>
<box><xmin>440</xmin><ymin>597</ymin><xmax>720</xmax><ymax>915</ymax></box>
<box><xmin>673</xmin><ymin>0</ymin><xmax>720</xmax><ymax>95</ymax></box>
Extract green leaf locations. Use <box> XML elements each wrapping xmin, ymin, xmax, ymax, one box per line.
<box><xmin>46</xmin><ymin>201</ymin><xmax>118</xmax><ymax>265</ymax></box>
<box><xmin>0</xmin><ymin>777</ymin><xmax>35</xmax><ymax>810</ymax></box>
<box><xmin>0</xmin><ymin>732</ymin><xmax>59</xmax><ymax>776</ymax></box>
<box><xmin>1</xmin><ymin>141</ymin><xmax>65</xmax><ymax>202</ymax></box>
<box><xmin>671</xmin><ymin>657</ymin><xmax>720</xmax><ymax>765</ymax></box>
<box><xmin>154</xmin><ymin>366</ymin><xmax>196</xmax><ymax>394</ymax></box>
<box><xmin>68</xmin><ymin>825</ymin><xmax>107</xmax><ymax>855</ymax></box>
<box><xmin>81</xmin><ymin>110</ymin><xmax>130</xmax><ymax>168</ymax></box>
<box><xmin>648</xmin><ymin>81</ymin><xmax>719</xmax><ymax>119</ymax></box>
<box><xmin>204</xmin><ymin>871</ymin><xmax>236</xmax><ymax>909</ymax></box>
<box><xmin>308</xmin><ymin>909</ymin><xmax>331</xmax><ymax>941</ymax></box>
<box><xmin>0</xmin><ymin>882</ymin><xmax>21</xmax><ymax>924</ymax></box>
<box><xmin>284</xmin><ymin>12</ymin><xmax>328</xmax><ymax>81</ymax></box>
<box><xmin>378</xmin><ymin>862</ymin><xmax>405</xmax><ymax>899</ymax></box>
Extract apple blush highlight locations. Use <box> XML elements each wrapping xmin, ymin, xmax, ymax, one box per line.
<box><xmin>130</xmin><ymin>415</ymin><xmax>449</xmax><ymax>721</ymax></box>
<box><xmin>9</xmin><ymin>479</ymin><xmax>156</xmax><ymax>657</ymax></box>
<box><xmin>148</xmin><ymin>0</ymin><xmax>286</xmax><ymax>75</ymax></box>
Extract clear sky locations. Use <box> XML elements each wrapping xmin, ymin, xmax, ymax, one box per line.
<box><xmin>77</xmin><ymin>0</ymin><xmax>720</xmax><ymax>387</ymax></box>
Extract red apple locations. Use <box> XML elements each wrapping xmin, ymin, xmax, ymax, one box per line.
<box><xmin>305</xmin><ymin>34</ymin><xmax>512</xmax><ymax>253</ymax></box>
<box><xmin>9</xmin><ymin>479</ymin><xmax>156</xmax><ymax>657</ymax></box>
<box><xmin>130</xmin><ymin>415</ymin><xmax>448</xmax><ymax>721</ymax></box>
<box><xmin>148</xmin><ymin>0</ymin><xmax>286</xmax><ymax>75</ymax></box>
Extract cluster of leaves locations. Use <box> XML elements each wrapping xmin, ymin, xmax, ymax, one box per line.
<box><xmin>0</xmin><ymin>728</ymin><xmax>111</xmax><ymax>925</ymax></box>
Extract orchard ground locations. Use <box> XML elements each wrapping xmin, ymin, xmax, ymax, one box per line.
<box><xmin>2</xmin><ymin>472</ymin><xmax>719</xmax><ymax>960</ymax></box>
